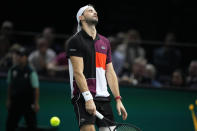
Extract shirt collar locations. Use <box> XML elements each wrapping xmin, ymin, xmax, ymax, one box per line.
<box><xmin>80</xmin><ymin>29</ymin><xmax>100</xmax><ymax>40</ymax></box>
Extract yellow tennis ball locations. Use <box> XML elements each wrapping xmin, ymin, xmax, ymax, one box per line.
<box><xmin>50</xmin><ymin>116</ymin><xmax>60</xmax><ymax>127</ymax></box>
<box><xmin>189</xmin><ymin>104</ymin><xmax>194</xmax><ymax>110</ymax></box>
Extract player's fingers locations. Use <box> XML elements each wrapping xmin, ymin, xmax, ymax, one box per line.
<box><xmin>87</xmin><ymin>110</ymin><xmax>91</xmax><ymax>115</ymax></box>
<box><xmin>117</xmin><ymin>107</ymin><xmax>121</xmax><ymax>116</ymax></box>
<box><xmin>123</xmin><ymin>113</ymin><xmax>127</xmax><ymax>120</ymax></box>
<box><xmin>86</xmin><ymin>107</ymin><xmax>96</xmax><ymax>115</ymax></box>
<box><xmin>86</xmin><ymin>108</ymin><xmax>93</xmax><ymax>114</ymax></box>
<box><xmin>122</xmin><ymin>108</ymin><xmax>128</xmax><ymax>120</ymax></box>
<box><xmin>93</xmin><ymin>108</ymin><xmax>96</xmax><ymax>116</ymax></box>
<box><xmin>85</xmin><ymin>100</ymin><xmax>96</xmax><ymax>115</ymax></box>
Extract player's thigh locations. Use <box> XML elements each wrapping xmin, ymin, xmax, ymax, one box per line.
<box><xmin>80</xmin><ymin>124</ymin><xmax>96</xmax><ymax>131</ymax></box>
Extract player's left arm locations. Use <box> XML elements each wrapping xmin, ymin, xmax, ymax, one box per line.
<box><xmin>106</xmin><ymin>62</ymin><xmax>128</xmax><ymax>120</ymax></box>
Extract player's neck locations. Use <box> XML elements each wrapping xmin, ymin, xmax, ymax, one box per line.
<box><xmin>83</xmin><ymin>25</ymin><xmax>97</xmax><ymax>40</ymax></box>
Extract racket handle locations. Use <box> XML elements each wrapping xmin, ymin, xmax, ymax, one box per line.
<box><xmin>96</xmin><ymin>111</ymin><xmax>104</xmax><ymax>119</ymax></box>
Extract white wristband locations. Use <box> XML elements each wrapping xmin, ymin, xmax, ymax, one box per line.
<box><xmin>82</xmin><ymin>91</ymin><xmax>93</xmax><ymax>102</ymax></box>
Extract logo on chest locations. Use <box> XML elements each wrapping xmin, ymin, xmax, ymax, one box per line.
<box><xmin>95</xmin><ymin>40</ymin><xmax>107</xmax><ymax>54</ymax></box>
<box><xmin>101</xmin><ymin>45</ymin><xmax>106</xmax><ymax>50</ymax></box>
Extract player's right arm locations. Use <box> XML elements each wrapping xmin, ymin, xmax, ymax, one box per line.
<box><xmin>70</xmin><ymin>56</ymin><xmax>96</xmax><ymax>115</ymax></box>
<box><xmin>67</xmin><ymin>37</ymin><xmax>96</xmax><ymax>115</ymax></box>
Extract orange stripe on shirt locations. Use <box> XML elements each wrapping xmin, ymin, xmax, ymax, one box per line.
<box><xmin>96</xmin><ymin>52</ymin><xmax>107</xmax><ymax>70</ymax></box>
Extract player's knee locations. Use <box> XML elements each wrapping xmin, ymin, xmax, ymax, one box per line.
<box><xmin>80</xmin><ymin>124</ymin><xmax>95</xmax><ymax>131</ymax></box>
<box><xmin>99</xmin><ymin>126</ymin><xmax>116</xmax><ymax>131</ymax></box>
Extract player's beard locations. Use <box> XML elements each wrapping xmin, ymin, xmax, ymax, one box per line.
<box><xmin>84</xmin><ymin>17</ymin><xmax>98</xmax><ymax>26</ymax></box>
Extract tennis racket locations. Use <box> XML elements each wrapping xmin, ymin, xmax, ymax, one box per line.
<box><xmin>96</xmin><ymin>111</ymin><xmax>141</xmax><ymax>131</ymax></box>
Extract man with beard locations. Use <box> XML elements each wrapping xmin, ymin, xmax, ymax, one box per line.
<box><xmin>66</xmin><ymin>4</ymin><xmax>127</xmax><ymax>131</ymax></box>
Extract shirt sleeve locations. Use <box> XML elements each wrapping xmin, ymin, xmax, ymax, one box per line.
<box><xmin>30</xmin><ymin>71</ymin><xmax>39</xmax><ymax>88</ymax></box>
<box><xmin>106</xmin><ymin>39</ymin><xmax>112</xmax><ymax>64</ymax></box>
<box><xmin>66</xmin><ymin>38</ymin><xmax>83</xmax><ymax>58</ymax></box>
<box><xmin>7</xmin><ymin>69</ymin><xmax>11</xmax><ymax>85</ymax></box>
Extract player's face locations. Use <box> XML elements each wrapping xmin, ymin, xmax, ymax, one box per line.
<box><xmin>82</xmin><ymin>7</ymin><xmax>98</xmax><ymax>25</ymax></box>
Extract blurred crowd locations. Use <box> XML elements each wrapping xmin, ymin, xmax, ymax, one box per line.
<box><xmin>0</xmin><ymin>20</ymin><xmax>197</xmax><ymax>90</ymax></box>
<box><xmin>0</xmin><ymin>21</ymin><xmax>69</xmax><ymax>79</ymax></box>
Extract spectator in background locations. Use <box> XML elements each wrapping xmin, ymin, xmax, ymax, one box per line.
<box><xmin>112</xmin><ymin>29</ymin><xmax>146</xmax><ymax>76</ymax></box>
<box><xmin>0</xmin><ymin>20</ymin><xmax>16</xmax><ymax>45</ymax></box>
<box><xmin>186</xmin><ymin>60</ymin><xmax>197</xmax><ymax>89</ymax></box>
<box><xmin>153</xmin><ymin>32</ymin><xmax>181</xmax><ymax>85</ymax></box>
<box><xmin>0</xmin><ymin>43</ymin><xmax>21</xmax><ymax>72</ymax></box>
<box><xmin>119</xmin><ymin>57</ymin><xmax>149</xmax><ymax>86</ymax></box>
<box><xmin>0</xmin><ymin>35</ymin><xmax>10</xmax><ymax>60</ymax></box>
<box><xmin>42</xmin><ymin>27</ymin><xmax>62</xmax><ymax>53</ymax></box>
<box><xmin>109</xmin><ymin>31</ymin><xmax>126</xmax><ymax>53</ymax></box>
<box><xmin>28</xmin><ymin>36</ymin><xmax>56</xmax><ymax>75</ymax></box>
<box><xmin>108</xmin><ymin>36</ymin><xmax>117</xmax><ymax>53</ymax></box>
<box><xmin>116</xmin><ymin>31</ymin><xmax>126</xmax><ymax>46</ymax></box>
<box><xmin>170</xmin><ymin>69</ymin><xmax>185</xmax><ymax>88</ymax></box>
<box><xmin>6</xmin><ymin>47</ymin><xmax>39</xmax><ymax>131</ymax></box>
<box><xmin>47</xmin><ymin>38</ymin><xmax>69</xmax><ymax>78</ymax></box>
<box><xmin>145</xmin><ymin>64</ymin><xmax>162</xmax><ymax>88</ymax></box>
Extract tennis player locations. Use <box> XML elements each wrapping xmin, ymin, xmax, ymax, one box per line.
<box><xmin>66</xmin><ymin>4</ymin><xmax>127</xmax><ymax>131</ymax></box>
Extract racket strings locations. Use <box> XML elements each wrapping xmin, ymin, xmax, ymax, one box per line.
<box><xmin>115</xmin><ymin>124</ymin><xmax>140</xmax><ymax>131</ymax></box>
<box><xmin>103</xmin><ymin>117</ymin><xmax>141</xmax><ymax>131</ymax></box>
